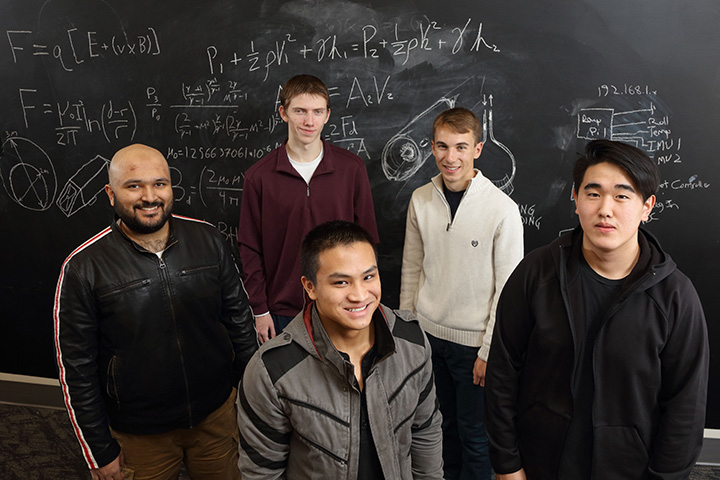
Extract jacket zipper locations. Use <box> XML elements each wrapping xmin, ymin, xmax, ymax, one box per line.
<box><xmin>433</xmin><ymin>179</ymin><xmax>470</xmax><ymax>232</ymax></box>
<box><xmin>559</xmin><ymin>241</ymin><xmax>657</xmax><ymax>472</ymax></box>
<box><xmin>557</xmin><ymin>244</ymin><xmax>578</xmax><ymax>413</ymax></box>
<box><xmin>158</xmin><ymin>254</ymin><xmax>194</xmax><ymax>426</ymax></box>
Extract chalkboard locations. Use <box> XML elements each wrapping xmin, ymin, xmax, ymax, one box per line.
<box><xmin>1</xmin><ymin>0</ymin><xmax>718</xmax><ymax>427</ymax></box>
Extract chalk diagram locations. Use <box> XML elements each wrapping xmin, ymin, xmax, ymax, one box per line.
<box><xmin>576</xmin><ymin>102</ymin><xmax>667</xmax><ymax>149</ymax></box>
<box><xmin>480</xmin><ymin>96</ymin><xmax>516</xmax><ymax>194</ymax></box>
<box><xmin>0</xmin><ymin>137</ymin><xmax>113</xmax><ymax>216</ymax></box>
<box><xmin>381</xmin><ymin>96</ymin><xmax>457</xmax><ymax>181</ymax></box>
<box><xmin>0</xmin><ymin>136</ymin><xmax>57</xmax><ymax>211</ymax></box>
<box><xmin>380</xmin><ymin>94</ymin><xmax>517</xmax><ymax>195</ymax></box>
<box><xmin>56</xmin><ymin>155</ymin><xmax>110</xmax><ymax>217</ymax></box>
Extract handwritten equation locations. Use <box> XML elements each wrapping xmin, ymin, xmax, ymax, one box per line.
<box><xmin>207</xmin><ymin>17</ymin><xmax>501</xmax><ymax>81</ymax></box>
<box><xmin>17</xmin><ymin>89</ymin><xmax>136</xmax><ymax>145</ymax></box>
<box><xmin>6</xmin><ymin>26</ymin><xmax>160</xmax><ymax>71</ymax></box>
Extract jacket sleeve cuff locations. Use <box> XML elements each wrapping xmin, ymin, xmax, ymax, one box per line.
<box><xmin>92</xmin><ymin>438</ymin><xmax>122</xmax><ymax>471</ymax></box>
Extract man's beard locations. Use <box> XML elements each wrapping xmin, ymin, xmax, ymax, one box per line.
<box><xmin>115</xmin><ymin>199</ymin><xmax>173</xmax><ymax>234</ymax></box>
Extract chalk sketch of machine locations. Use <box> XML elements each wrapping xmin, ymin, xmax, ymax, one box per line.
<box><xmin>381</xmin><ymin>94</ymin><xmax>516</xmax><ymax>196</ymax></box>
<box><xmin>480</xmin><ymin>102</ymin><xmax>516</xmax><ymax>194</ymax></box>
<box><xmin>56</xmin><ymin>155</ymin><xmax>110</xmax><ymax>217</ymax></box>
<box><xmin>381</xmin><ymin>96</ymin><xmax>456</xmax><ymax>181</ymax></box>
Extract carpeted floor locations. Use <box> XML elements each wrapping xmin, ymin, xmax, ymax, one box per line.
<box><xmin>0</xmin><ymin>403</ymin><xmax>190</xmax><ymax>479</ymax></box>
<box><xmin>0</xmin><ymin>403</ymin><xmax>88</xmax><ymax>479</ymax></box>
<box><xmin>0</xmin><ymin>402</ymin><xmax>718</xmax><ymax>479</ymax></box>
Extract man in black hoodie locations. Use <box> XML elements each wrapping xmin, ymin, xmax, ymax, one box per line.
<box><xmin>485</xmin><ymin>139</ymin><xmax>709</xmax><ymax>480</ymax></box>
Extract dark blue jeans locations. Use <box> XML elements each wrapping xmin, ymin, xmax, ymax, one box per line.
<box><xmin>270</xmin><ymin>313</ymin><xmax>294</xmax><ymax>335</ymax></box>
<box><xmin>428</xmin><ymin>334</ymin><xmax>492</xmax><ymax>480</ymax></box>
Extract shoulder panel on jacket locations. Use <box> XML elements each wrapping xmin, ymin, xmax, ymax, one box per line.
<box><xmin>391</xmin><ymin>310</ymin><xmax>426</xmax><ymax>347</ymax></box>
<box><xmin>262</xmin><ymin>341</ymin><xmax>310</xmax><ymax>385</ymax></box>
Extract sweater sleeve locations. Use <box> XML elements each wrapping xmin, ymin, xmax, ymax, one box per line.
<box><xmin>648</xmin><ymin>278</ymin><xmax>709</xmax><ymax>478</ymax></box>
<box><xmin>238</xmin><ymin>173</ymin><xmax>270</xmax><ymax>315</ymax></box>
<box><xmin>237</xmin><ymin>353</ymin><xmax>291</xmax><ymax>479</ymax></box>
<box><xmin>479</xmin><ymin>205</ymin><xmax>524</xmax><ymax>361</ymax></box>
<box><xmin>399</xmin><ymin>197</ymin><xmax>423</xmax><ymax>312</ymax></box>
<box><xmin>54</xmin><ymin>261</ymin><xmax>121</xmax><ymax>470</ymax></box>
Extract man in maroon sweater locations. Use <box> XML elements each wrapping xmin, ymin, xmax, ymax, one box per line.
<box><xmin>238</xmin><ymin>74</ymin><xmax>379</xmax><ymax>344</ymax></box>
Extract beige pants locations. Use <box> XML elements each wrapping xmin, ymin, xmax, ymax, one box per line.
<box><xmin>111</xmin><ymin>389</ymin><xmax>240</xmax><ymax>480</ymax></box>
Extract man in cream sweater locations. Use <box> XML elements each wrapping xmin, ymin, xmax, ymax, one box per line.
<box><xmin>400</xmin><ymin>107</ymin><xmax>524</xmax><ymax>480</ymax></box>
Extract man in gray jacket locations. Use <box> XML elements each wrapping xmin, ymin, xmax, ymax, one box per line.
<box><xmin>237</xmin><ymin>220</ymin><xmax>443</xmax><ymax>479</ymax></box>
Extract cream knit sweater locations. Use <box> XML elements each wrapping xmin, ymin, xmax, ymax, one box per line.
<box><xmin>400</xmin><ymin>170</ymin><xmax>524</xmax><ymax>360</ymax></box>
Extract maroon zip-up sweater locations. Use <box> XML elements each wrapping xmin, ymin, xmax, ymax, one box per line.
<box><xmin>238</xmin><ymin>139</ymin><xmax>379</xmax><ymax>317</ymax></box>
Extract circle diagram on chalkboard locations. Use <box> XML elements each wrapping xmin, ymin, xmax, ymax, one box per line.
<box><xmin>0</xmin><ymin>137</ymin><xmax>57</xmax><ymax>211</ymax></box>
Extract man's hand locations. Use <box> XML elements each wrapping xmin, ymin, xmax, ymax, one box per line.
<box><xmin>255</xmin><ymin>313</ymin><xmax>276</xmax><ymax>344</ymax></box>
<box><xmin>496</xmin><ymin>469</ymin><xmax>527</xmax><ymax>480</ymax></box>
<box><xmin>91</xmin><ymin>453</ymin><xmax>124</xmax><ymax>480</ymax></box>
<box><xmin>473</xmin><ymin>357</ymin><xmax>487</xmax><ymax>386</ymax></box>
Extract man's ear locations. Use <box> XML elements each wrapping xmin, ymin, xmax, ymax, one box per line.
<box><xmin>301</xmin><ymin>276</ymin><xmax>317</xmax><ymax>301</ymax></box>
<box><xmin>641</xmin><ymin>195</ymin><xmax>656</xmax><ymax>222</ymax></box>
<box><xmin>104</xmin><ymin>184</ymin><xmax>115</xmax><ymax>206</ymax></box>
<box><xmin>573</xmin><ymin>188</ymin><xmax>579</xmax><ymax>215</ymax></box>
<box><xmin>474</xmin><ymin>141</ymin><xmax>483</xmax><ymax>159</ymax></box>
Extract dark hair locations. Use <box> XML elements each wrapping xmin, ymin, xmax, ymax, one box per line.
<box><xmin>573</xmin><ymin>139</ymin><xmax>659</xmax><ymax>201</ymax></box>
<box><xmin>432</xmin><ymin>107</ymin><xmax>482</xmax><ymax>145</ymax></box>
<box><xmin>301</xmin><ymin>220</ymin><xmax>377</xmax><ymax>284</ymax></box>
<box><xmin>279</xmin><ymin>74</ymin><xmax>330</xmax><ymax>109</ymax></box>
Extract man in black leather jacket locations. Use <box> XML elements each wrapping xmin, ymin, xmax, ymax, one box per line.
<box><xmin>54</xmin><ymin>144</ymin><xmax>257</xmax><ymax>480</ymax></box>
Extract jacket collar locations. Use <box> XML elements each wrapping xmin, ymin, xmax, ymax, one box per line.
<box><xmin>288</xmin><ymin>302</ymin><xmax>397</xmax><ymax>379</ymax></box>
<box><xmin>554</xmin><ymin>225</ymin><xmax>675</xmax><ymax>292</ymax></box>
<box><xmin>275</xmin><ymin>138</ymin><xmax>334</xmax><ymax>177</ymax></box>
<box><xmin>430</xmin><ymin>168</ymin><xmax>487</xmax><ymax>196</ymax></box>
<box><xmin>110</xmin><ymin>216</ymin><xmax>178</xmax><ymax>253</ymax></box>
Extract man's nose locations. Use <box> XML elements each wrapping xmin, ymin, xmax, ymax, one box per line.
<box><xmin>598</xmin><ymin>196</ymin><xmax>613</xmax><ymax>216</ymax></box>
<box><xmin>347</xmin><ymin>282</ymin><xmax>366</xmax><ymax>301</ymax></box>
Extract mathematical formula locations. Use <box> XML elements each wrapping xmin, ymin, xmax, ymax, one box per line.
<box><xmin>6</xmin><ymin>26</ymin><xmax>160</xmax><ymax>71</ymax></box>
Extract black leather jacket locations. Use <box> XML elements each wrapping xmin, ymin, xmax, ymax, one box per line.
<box><xmin>54</xmin><ymin>215</ymin><xmax>258</xmax><ymax>469</ymax></box>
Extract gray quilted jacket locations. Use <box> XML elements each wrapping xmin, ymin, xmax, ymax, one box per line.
<box><xmin>237</xmin><ymin>303</ymin><xmax>443</xmax><ymax>479</ymax></box>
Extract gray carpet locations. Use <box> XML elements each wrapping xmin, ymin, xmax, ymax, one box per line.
<box><xmin>0</xmin><ymin>403</ymin><xmax>717</xmax><ymax>479</ymax></box>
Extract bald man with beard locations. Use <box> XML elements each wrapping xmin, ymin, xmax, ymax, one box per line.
<box><xmin>54</xmin><ymin>144</ymin><xmax>257</xmax><ymax>480</ymax></box>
